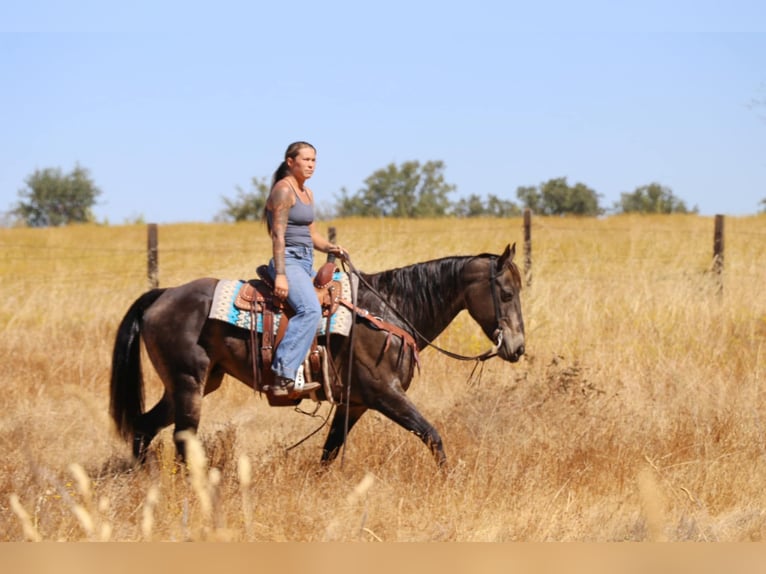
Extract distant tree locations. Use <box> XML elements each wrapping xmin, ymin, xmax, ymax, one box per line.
<box><xmin>614</xmin><ymin>182</ymin><xmax>697</xmax><ymax>214</ymax></box>
<box><xmin>542</xmin><ymin>178</ymin><xmax>602</xmax><ymax>216</ymax></box>
<box><xmin>216</xmin><ymin>176</ymin><xmax>269</xmax><ymax>222</ymax></box>
<box><xmin>515</xmin><ymin>185</ymin><xmax>542</xmax><ymax>214</ymax></box>
<box><xmin>335</xmin><ymin>186</ymin><xmax>367</xmax><ymax>217</ymax></box>
<box><xmin>517</xmin><ymin>178</ymin><xmax>602</xmax><ymax>216</ymax></box>
<box><xmin>336</xmin><ymin>160</ymin><xmax>456</xmax><ymax>217</ymax></box>
<box><xmin>11</xmin><ymin>165</ymin><xmax>101</xmax><ymax>227</ymax></box>
<box><xmin>759</xmin><ymin>198</ymin><xmax>766</xmax><ymax>214</ymax></box>
<box><xmin>486</xmin><ymin>194</ymin><xmax>522</xmax><ymax>217</ymax></box>
<box><xmin>452</xmin><ymin>193</ymin><xmax>521</xmax><ymax>217</ymax></box>
<box><xmin>451</xmin><ymin>194</ymin><xmax>486</xmax><ymax>217</ymax></box>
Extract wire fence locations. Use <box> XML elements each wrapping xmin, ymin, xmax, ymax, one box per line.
<box><xmin>1</xmin><ymin>214</ymin><xmax>764</xmax><ymax>291</ymax></box>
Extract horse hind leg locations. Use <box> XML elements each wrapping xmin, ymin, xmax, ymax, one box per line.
<box><xmin>170</xmin><ymin>376</ymin><xmax>206</xmax><ymax>462</ymax></box>
<box><xmin>132</xmin><ymin>377</ymin><xmax>206</xmax><ymax>464</ymax></box>
<box><xmin>132</xmin><ymin>369</ymin><xmax>210</xmax><ymax>463</ymax></box>
<box><xmin>132</xmin><ymin>392</ymin><xmax>173</xmax><ymax>462</ymax></box>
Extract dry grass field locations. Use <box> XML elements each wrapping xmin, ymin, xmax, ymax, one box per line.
<box><xmin>1</xmin><ymin>215</ymin><xmax>765</xmax><ymax>542</ymax></box>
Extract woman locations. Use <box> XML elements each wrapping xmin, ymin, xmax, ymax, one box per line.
<box><xmin>264</xmin><ymin>141</ymin><xmax>347</xmax><ymax>398</ymax></box>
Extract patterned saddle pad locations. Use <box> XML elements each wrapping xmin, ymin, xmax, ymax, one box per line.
<box><xmin>208</xmin><ymin>271</ymin><xmax>355</xmax><ymax>336</ymax></box>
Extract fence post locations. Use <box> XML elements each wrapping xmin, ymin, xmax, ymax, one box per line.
<box><xmin>523</xmin><ymin>209</ymin><xmax>532</xmax><ymax>287</ymax></box>
<box><xmin>713</xmin><ymin>214</ymin><xmax>724</xmax><ymax>296</ymax></box>
<box><xmin>147</xmin><ymin>223</ymin><xmax>159</xmax><ymax>289</ymax></box>
<box><xmin>327</xmin><ymin>226</ymin><xmax>337</xmax><ymax>264</ymax></box>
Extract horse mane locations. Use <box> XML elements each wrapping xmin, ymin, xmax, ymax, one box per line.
<box><xmin>359</xmin><ymin>255</ymin><xmax>478</xmax><ymax>330</ymax></box>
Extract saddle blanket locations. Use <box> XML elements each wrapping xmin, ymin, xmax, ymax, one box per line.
<box><xmin>208</xmin><ymin>272</ymin><xmax>355</xmax><ymax>337</ymax></box>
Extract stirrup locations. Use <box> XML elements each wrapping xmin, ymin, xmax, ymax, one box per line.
<box><xmin>270</xmin><ymin>367</ymin><xmax>320</xmax><ymax>398</ymax></box>
<box><xmin>293</xmin><ymin>365</ymin><xmax>307</xmax><ymax>390</ymax></box>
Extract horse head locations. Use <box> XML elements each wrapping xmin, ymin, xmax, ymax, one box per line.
<box><xmin>465</xmin><ymin>243</ymin><xmax>526</xmax><ymax>362</ymax></box>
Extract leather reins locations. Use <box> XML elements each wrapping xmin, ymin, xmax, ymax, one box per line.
<box><xmin>341</xmin><ymin>254</ymin><xmax>504</xmax><ymax>363</ymax></box>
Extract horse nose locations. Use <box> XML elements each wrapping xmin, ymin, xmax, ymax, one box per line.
<box><xmin>501</xmin><ymin>333</ymin><xmax>525</xmax><ymax>362</ymax></box>
<box><xmin>509</xmin><ymin>332</ymin><xmax>525</xmax><ymax>359</ymax></box>
<box><xmin>510</xmin><ymin>344</ymin><xmax>525</xmax><ymax>362</ymax></box>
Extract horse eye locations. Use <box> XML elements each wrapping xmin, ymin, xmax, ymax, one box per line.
<box><xmin>500</xmin><ymin>287</ymin><xmax>514</xmax><ymax>302</ymax></box>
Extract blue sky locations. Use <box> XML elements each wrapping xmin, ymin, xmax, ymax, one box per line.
<box><xmin>1</xmin><ymin>1</ymin><xmax>765</xmax><ymax>223</ymax></box>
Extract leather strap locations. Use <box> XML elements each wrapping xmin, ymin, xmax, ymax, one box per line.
<box><xmin>261</xmin><ymin>306</ymin><xmax>274</xmax><ymax>373</ymax></box>
<box><xmin>249</xmin><ymin>304</ymin><xmax>260</xmax><ymax>390</ymax></box>
<box><xmin>335</xmin><ymin>298</ymin><xmax>420</xmax><ymax>370</ymax></box>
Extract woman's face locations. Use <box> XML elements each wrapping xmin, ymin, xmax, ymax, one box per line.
<box><xmin>287</xmin><ymin>146</ymin><xmax>316</xmax><ymax>181</ymax></box>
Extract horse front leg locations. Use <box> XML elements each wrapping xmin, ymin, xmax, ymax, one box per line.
<box><xmin>372</xmin><ymin>390</ymin><xmax>447</xmax><ymax>468</ymax></box>
<box><xmin>321</xmin><ymin>404</ymin><xmax>369</xmax><ymax>466</ymax></box>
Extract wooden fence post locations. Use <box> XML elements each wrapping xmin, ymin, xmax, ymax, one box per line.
<box><xmin>327</xmin><ymin>226</ymin><xmax>337</xmax><ymax>263</ymax></box>
<box><xmin>147</xmin><ymin>223</ymin><xmax>159</xmax><ymax>289</ymax></box>
<box><xmin>713</xmin><ymin>214</ymin><xmax>724</xmax><ymax>295</ymax></box>
<box><xmin>523</xmin><ymin>209</ymin><xmax>532</xmax><ymax>287</ymax></box>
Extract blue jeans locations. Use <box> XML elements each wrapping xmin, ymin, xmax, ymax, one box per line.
<box><xmin>267</xmin><ymin>245</ymin><xmax>322</xmax><ymax>381</ymax></box>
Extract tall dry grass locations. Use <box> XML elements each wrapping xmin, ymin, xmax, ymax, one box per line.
<box><xmin>0</xmin><ymin>215</ymin><xmax>764</xmax><ymax>541</ymax></box>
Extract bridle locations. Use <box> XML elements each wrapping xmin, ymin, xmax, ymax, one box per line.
<box><xmin>487</xmin><ymin>255</ymin><xmax>505</xmax><ymax>356</ymax></box>
<box><xmin>342</xmin><ymin>254</ymin><xmax>506</xmax><ymax>363</ymax></box>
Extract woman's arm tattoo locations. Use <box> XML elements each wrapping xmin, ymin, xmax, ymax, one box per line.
<box><xmin>270</xmin><ymin>193</ymin><xmax>290</xmax><ymax>275</ymax></box>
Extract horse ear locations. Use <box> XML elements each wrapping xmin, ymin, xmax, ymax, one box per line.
<box><xmin>498</xmin><ymin>243</ymin><xmax>515</xmax><ymax>268</ymax></box>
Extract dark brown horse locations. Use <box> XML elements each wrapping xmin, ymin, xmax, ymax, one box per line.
<box><xmin>110</xmin><ymin>244</ymin><xmax>525</xmax><ymax>467</ymax></box>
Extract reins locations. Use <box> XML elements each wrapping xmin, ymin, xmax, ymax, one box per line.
<box><xmin>340</xmin><ymin>254</ymin><xmax>503</xmax><ymax>364</ymax></box>
<box><xmin>339</xmin><ymin>254</ymin><xmax>360</xmax><ymax>467</ymax></box>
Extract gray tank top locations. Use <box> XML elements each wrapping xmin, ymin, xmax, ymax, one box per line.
<box><xmin>268</xmin><ymin>184</ymin><xmax>314</xmax><ymax>247</ymax></box>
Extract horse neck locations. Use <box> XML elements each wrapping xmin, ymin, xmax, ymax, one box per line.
<box><xmin>360</xmin><ymin>257</ymin><xmax>470</xmax><ymax>344</ymax></box>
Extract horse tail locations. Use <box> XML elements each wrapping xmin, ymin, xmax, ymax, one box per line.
<box><xmin>109</xmin><ymin>288</ymin><xmax>167</xmax><ymax>441</ymax></box>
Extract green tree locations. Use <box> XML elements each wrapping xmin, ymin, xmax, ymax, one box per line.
<box><xmin>335</xmin><ymin>186</ymin><xmax>368</xmax><ymax>217</ymax></box>
<box><xmin>452</xmin><ymin>194</ymin><xmax>487</xmax><ymax>217</ymax></box>
<box><xmin>336</xmin><ymin>160</ymin><xmax>456</xmax><ymax>217</ymax></box>
<box><xmin>12</xmin><ymin>165</ymin><xmax>101</xmax><ymax>227</ymax></box>
<box><xmin>614</xmin><ymin>182</ymin><xmax>696</xmax><ymax>214</ymax></box>
<box><xmin>567</xmin><ymin>182</ymin><xmax>602</xmax><ymax>215</ymax></box>
<box><xmin>486</xmin><ymin>194</ymin><xmax>521</xmax><ymax>217</ymax></box>
<box><xmin>541</xmin><ymin>177</ymin><xmax>602</xmax><ymax>216</ymax></box>
<box><xmin>516</xmin><ymin>185</ymin><xmax>542</xmax><ymax>214</ymax></box>
<box><xmin>216</xmin><ymin>176</ymin><xmax>270</xmax><ymax>222</ymax></box>
<box><xmin>518</xmin><ymin>178</ymin><xmax>602</xmax><ymax>216</ymax></box>
<box><xmin>452</xmin><ymin>193</ymin><xmax>521</xmax><ymax>217</ymax></box>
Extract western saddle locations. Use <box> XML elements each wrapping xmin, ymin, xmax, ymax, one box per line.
<box><xmin>235</xmin><ymin>261</ymin><xmax>420</xmax><ymax>406</ymax></box>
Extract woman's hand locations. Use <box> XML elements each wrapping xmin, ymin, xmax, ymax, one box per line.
<box><xmin>274</xmin><ymin>273</ymin><xmax>289</xmax><ymax>300</ymax></box>
<box><xmin>328</xmin><ymin>244</ymin><xmax>348</xmax><ymax>260</ymax></box>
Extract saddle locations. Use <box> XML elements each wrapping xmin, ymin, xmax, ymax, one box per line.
<box><xmin>233</xmin><ymin>261</ymin><xmax>343</xmax><ymax>406</ymax></box>
<box><xmin>230</xmin><ymin>261</ymin><xmax>420</xmax><ymax>407</ymax></box>
<box><xmin>234</xmin><ymin>261</ymin><xmax>342</xmax><ymax>318</ymax></box>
